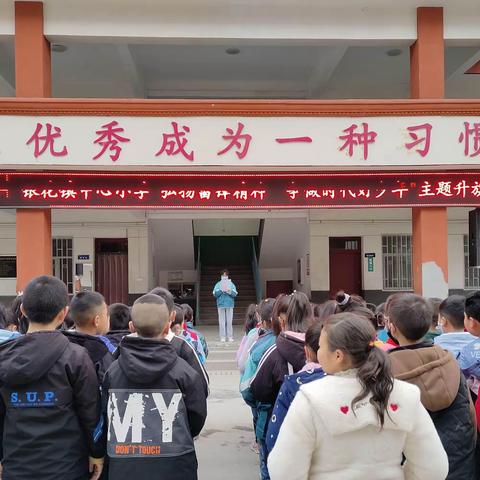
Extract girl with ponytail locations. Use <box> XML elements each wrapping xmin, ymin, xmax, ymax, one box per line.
<box><xmin>268</xmin><ymin>313</ymin><xmax>448</xmax><ymax>480</ymax></box>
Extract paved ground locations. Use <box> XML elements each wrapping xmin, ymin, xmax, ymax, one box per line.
<box><xmin>195</xmin><ymin>326</ymin><xmax>260</xmax><ymax>480</ymax></box>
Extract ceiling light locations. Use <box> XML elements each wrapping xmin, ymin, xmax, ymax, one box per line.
<box><xmin>386</xmin><ymin>48</ymin><xmax>402</xmax><ymax>57</ymax></box>
<box><xmin>51</xmin><ymin>44</ymin><xmax>68</xmax><ymax>53</ymax></box>
<box><xmin>225</xmin><ymin>47</ymin><xmax>240</xmax><ymax>55</ymax></box>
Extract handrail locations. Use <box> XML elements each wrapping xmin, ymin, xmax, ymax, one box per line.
<box><xmin>196</xmin><ymin>238</ymin><xmax>201</xmax><ymax>324</ymax></box>
<box><xmin>251</xmin><ymin>236</ymin><xmax>263</xmax><ymax>303</ymax></box>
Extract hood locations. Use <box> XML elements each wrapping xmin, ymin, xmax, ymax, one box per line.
<box><xmin>118</xmin><ymin>336</ymin><xmax>178</xmax><ymax>384</ymax></box>
<box><xmin>0</xmin><ymin>331</ymin><xmax>69</xmax><ymax>386</ymax></box>
<box><xmin>0</xmin><ymin>329</ymin><xmax>20</xmax><ymax>345</ymax></box>
<box><xmin>276</xmin><ymin>332</ymin><xmax>306</xmax><ymax>372</ymax></box>
<box><xmin>283</xmin><ymin>367</ymin><xmax>325</xmax><ymax>392</ymax></box>
<box><xmin>389</xmin><ymin>344</ymin><xmax>459</xmax><ymax>412</ymax></box>
<box><xmin>63</xmin><ymin>331</ymin><xmax>109</xmax><ymax>364</ymax></box>
<box><xmin>301</xmin><ymin>375</ymin><xmax>420</xmax><ymax>436</ymax></box>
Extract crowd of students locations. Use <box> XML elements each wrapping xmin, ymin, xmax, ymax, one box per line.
<box><xmin>0</xmin><ymin>276</ymin><xmax>208</xmax><ymax>480</ymax></box>
<box><xmin>238</xmin><ymin>290</ymin><xmax>480</xmax><ymax>480</ymax></box>
<box><xmin>2</xmin><ymin>276</ymin><xmax>480</xmax><ymax>479</ymax></box>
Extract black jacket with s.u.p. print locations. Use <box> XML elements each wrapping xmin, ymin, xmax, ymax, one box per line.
<box><xmin>102</xmin><ymin>336</ymin><xmax>207</xmax><ymax>480</ymax></box>
<box><xmin>0</xmin><ymin>331</ymin><xmax>104</xmax><ymax>480</ymax></box>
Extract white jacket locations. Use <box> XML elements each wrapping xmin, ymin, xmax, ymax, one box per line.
<box><xmin>268</xmin><ymin>373</ymin><xmax>448</xmax><ymax>480</ymax></box>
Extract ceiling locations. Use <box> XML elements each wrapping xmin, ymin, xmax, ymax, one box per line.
<box><xmin>0</xmin><ymin>39</ymin><xmax>478</xmax><ymax>99</ymax></box>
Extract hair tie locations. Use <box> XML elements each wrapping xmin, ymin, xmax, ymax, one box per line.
<box><xmin>337</xmin><ymin>293</ymin><xmax>350</xmax><ymax>306</ymax></box>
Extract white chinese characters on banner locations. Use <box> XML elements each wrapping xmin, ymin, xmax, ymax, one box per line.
<box><xmin>1</xmin><ymin>115</ymin><xmax>480</xmax><ymax>168</ymax></box>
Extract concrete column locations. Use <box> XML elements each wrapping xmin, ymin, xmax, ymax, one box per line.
<box><xmin>15</xmin><ymin>2</ymin><xmax>52</xmax><ymax>291</ymax></box>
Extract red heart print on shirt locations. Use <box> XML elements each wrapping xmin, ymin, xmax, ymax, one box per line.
<box><xmin>390</xmin><ymin>404</ymin><xmax>399</xmax><ymax>411</ymax></box>
<box><xmin>340</xmin><ymin>406</ymin><xmax>349</xmax><ymax>415</ymax></box>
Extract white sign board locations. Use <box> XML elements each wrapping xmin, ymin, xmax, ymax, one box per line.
<box><xmin>0</xmin><ymin>115</ymin><xmax>479</xmax><ymax>169</ymax></box>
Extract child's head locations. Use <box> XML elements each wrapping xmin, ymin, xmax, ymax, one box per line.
<box><xmin>272</xmin><ymin>294</ymin><xmax>290</xmax><ymax>336</ymax></box>
<box><xmin>221</xmin><ymin>269</ymin><xmax>229</xmax><ymax>278</ymax></box>
<box><xmin>244</xmin><ymin>303</ymin><xmax>258</xmax><ymax>334</ymax></box>
<box><xmin>258</xmin><ymin>298</ymin><xmax>275</xmax><ymax>329</ymax></box>
<box><xmin>0</xmin><ymin>304</ymin><xmax>18</xmax><ymax>332</ymax></box>
<box><xmin>319</xmin><ymin>313</ymin><xmax>393</xmax><ymax>427</ymax></box>
<box><xmin>149</xmin><ymin>287</ymin><xmax>175</xmax><ymax>322</ymax></box>
<box><xmin>181</xmin><ymin>303</ymin><xmax>194</xmax><ymax>324</ymax></box>
<box><xmin>304</xmin><ymin>320</ymin><xmax>323</xmax><ymax>363</ymax></box>
<box><xmin>375</xmin><ymin>303</ymin><xmax>386</xmax><ymax>327</ymax></box>
<box><xmin>438</xmin><ymin>295</ymin><xmax>465</xmax><ymax>333</ymax></box>
<box><xmin>313</xmin><ymin>300</ymin><xmax>338</xmax><ymax>321</ymax></box>
<box><xmin>10</xmin><ymin>294</ymin><xmax>28</xmax><ymax>333</ymax></box>
<box><xmin>70</xmin><ymin>291</ymin><xmax>109</xmax><ymax>336</ymax></box>
<box><xmin>284</xmin><ymin>291</ymin><xmax>313</xmax><ymax>333</ymax></box>
<box><xmin>350</xmin><ymin>305</ymin><xmax>378</xmax><ymax>332</ymax></box>
<box><xmin>108</xmin><ymin>303</ymin><xmax>131</xmax><ymax>331</ymax></box>
<box><xmin>385</xmin><ymin>293</ymin><xmax>432</xmax><ymax>343</ymax></box>
<box><xmin>427</xmin><ymin>297</ymin><xmax>442</xmax><ymax>331</ymax></box>
<box><xmin>21</xmin><ymin>275</ymin><xmax>69</xmax><ymax>328</ymax></box>
<box><xmin>132</xmin><ymin>294</ymin><xmax>170</xmax><ymax>338</ymax></box>
<box><xmin>171</xmin><ymin>304</ymin><xmax>185</xmax><ymax>336</ymax></box>
<box><xmin>464</xmin><ymin>291</ymin><xmax>480</xmax><ymax>336</ymax></box>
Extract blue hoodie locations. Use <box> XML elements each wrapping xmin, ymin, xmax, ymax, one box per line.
<box><xmin>0</xmin><ymin>329</ymin><xmax>20</xmax><ymax>344</ymax></box>
<box><xmin>213</xmin><ymin>280</ymin><xmax>238</xmax><ymax>308</ymax></box>
<box><xmin>266</xmin><ymin>365</ymin><xmax>325</xmax><ymax>452</ymax></box>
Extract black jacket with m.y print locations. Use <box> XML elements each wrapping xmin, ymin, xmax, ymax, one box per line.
<box><xmin>102</xmin><ymin>336</ymin><xmax>207</xmax><ymax>480</ymax></box>
<box><xmin>0</xmin><ymin>331</ymin><xmax>105</xmax><ymax>480</ymax></box>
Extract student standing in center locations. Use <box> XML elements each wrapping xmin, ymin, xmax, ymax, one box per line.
<box><xmin>213</xmin><ymin>269</ymin><xmax>238</xmax><ymax>342</ymax></box>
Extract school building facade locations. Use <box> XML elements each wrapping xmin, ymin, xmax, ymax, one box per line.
<box><xmin>0</xmin><ymin>1</ymin><xmax>479</xmax><ymax>322</ymax></box>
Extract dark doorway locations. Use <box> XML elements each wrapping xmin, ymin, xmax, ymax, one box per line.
<box><xmin>329</xmin><ymin>237</ymin><xmax>362</xmax><ymax>297</ymax></box>
<box><xmin>266</xmin><ymin>280</ymin><xmax>293</xmax><ymax>298</ymax></box>
<box><xmin>95</xmin><ymin>239</ymin><xmax>128</xmax><ymax>305</ymax></box>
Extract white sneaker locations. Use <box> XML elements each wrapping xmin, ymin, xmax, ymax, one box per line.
<box><xmin>220</xmin><ymin>337</ymin><xmax>226</xmax><ymax>342</ymax></box>
<box><xmin>228</xmin><ymin>337</ymin><xmax>234</xmax><ymax>342</ymax></box>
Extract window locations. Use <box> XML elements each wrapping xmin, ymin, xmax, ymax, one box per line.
<box><xmin>464</xmin><ymin>234</ymin><xmax>480</xmax><ymax>290</ymax></box>
<box><xmin>52</xmin><ymin>238</ymin><xmax>73</xmax><ymax>294</ymax></box>
<box><xmin>382</xmin><ymin>235</ymin><xmax>412</xmax><ymax>291</ymax></box>
<box><xmin>0</xmin><ymin>256</ymin><xmax>16</xmax><ymax>278</ymax></box>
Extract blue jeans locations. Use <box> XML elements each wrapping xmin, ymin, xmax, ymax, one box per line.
<box><xmin>217</xmin><ymin>307</ymin><xmax>233</xmax><ymax>339</ymax></box>
<box><xmin>259</xmin><ymin>439</ymin><xmax>270</xmax><ymax>480</ymax></box>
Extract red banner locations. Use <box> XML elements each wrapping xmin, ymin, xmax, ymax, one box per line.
<box><xmin>2</xmin><ymin>171</ymin><xmax>480</xmax><ymax>209</ymax></box>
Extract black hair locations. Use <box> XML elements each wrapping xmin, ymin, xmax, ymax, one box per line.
<box><xmin>149</xmin><ymin>287</ymin><xmax>175</xmax><ymax>313</ymax></box>
<box><xmin>171</xmin><ymin>304</ymin><xmax>185</xmax><ymax>327</ymax></box>
<box><xmin>386</xmin><ymin>293</ymin><xmax>432</xmax><ymax>341</ymax></box>
<box><xmin>314</xmin><ymin>300</ymin><xmax>338</xmax><ymax>321</ymax></box>
<box><xmin>69</xmin><ymin>291</ymin><xmax>106</xmax><ymax>328</ymax></box>
<box><xmin>271</xmin><ymin>294</ymin><xmax>289</xmax><ymax>336</ymax></box>
<box><xmin>62</xmin><ymin>311</ymin><xmax>75</xmax><ymax>330</ymax></box>
<box><xmin>10</xmin><ymin>294</ymin><xmax>28</xmax><ymax>333</ymax></box>
<box><xmin>22</xmin><ymin>275</ymin><xmax>69</xmax><ymax>325</ymax></box>
<box><xmin>181</xmin><ymin>303</ymin><xmax>194</xmax><ymax>323</ymax></box>
<box><xmin>465</xmin><ymin>291</ymin><xmax>480</xmax><ymax>322</ymax></box>
<box><xmin>305</xmin><ymin>320</ymin><xmax>323</xmax><ymax>354</ymax></box>
<box><xmin>134</xmin><ymin>293</ymin><xmax>166</xmax><ymax>306</ymax></box>
<box><xmin>285</xmin><ymin>291</ymin><xmax>313</xmax><ymax>333</ymax></box>
<box><xmin>108</xmin><ymin>303</ymin><xmax>131</xmax><ymax>331</ymax></box>
<box><xmin>375</xmin><ymin>303</ymin><xmax>386</xmax><ymax>327</ymax></box>
<box><xmin>427</xmin><ymin>298</ymin><xmax>442</xmax><ymax>327</ymax></box>
<box><xmin>335</xmin><ymin>291</ymin><xmax>366</xmax><ymax>312</ymax></box>
<box><xmin>221</xmin><ymin>269</ymin><xmax>229</xmax><ymax>276</ymax></box>
<box><xmin>244</xmin><ymin>303</ymin><xmax>258</xmax><ymax>334</ymax></box>
<box><xmin>350</xmin><ymin>305</ymin><xmax>378</xmax><ymax>331</ymax></box>
<box><xmin>439</xmin><ymin>295</ymin><xmax>466</xmax><ymax>330</ymax></box>
<box><xmin>258</xmin><ymin>298</ymin><xmax>275</xmax><ymax>327</ymax></box>
<box><xmin>324</xmin><ymin>313</ymin><xmax>394</xmax><ymax>427</ymax></box>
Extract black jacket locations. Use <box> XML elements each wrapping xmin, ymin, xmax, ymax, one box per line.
<box><xmin>0</xmin><ymin>331</ymin><xmax>104</xmax><ymax>480</ymax></box>
<box><xmin>106</xmin><ymin>330</ymin><xmax>130</xmax><ymax>349</ymax></box>
<box><xmin>63</xmin><ymin>331</ymin><xmax>115</xmax><ymax>383</ymax></box>
<box><xmin>250</xmin><ymin>332</ymin><xmax>306</xmax><ymax>404</ymax></box>
<box><xmin>170</xmin><ymin>334</ymin><xmax>209</xmax><ymax>397</ymax></box>
<box><xmin>103</xmin><ymin>336</ymin><xmax>207</xmax><ymax>480</ymax></box>
<box><xmin>389</xmin><ymin>343</ymin><xmax>476</xmax><ymax>480</ymax></box>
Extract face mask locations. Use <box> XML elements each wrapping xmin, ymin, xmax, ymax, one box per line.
<box><xmin>221</xmin><ymin>275</ymin><xmax>228</xmax><ymax>280</ymax></box>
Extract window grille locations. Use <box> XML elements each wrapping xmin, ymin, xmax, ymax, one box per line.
<box><xmin>464</xmin><ymin>234</ymin><xmax>480</xmax><ymax>290</ymax></box>
<box><xmin>52</xmin><ymin>238</ymin><xmax>73</xmax><ymax>294</ymax></box>
<box><xmin>382</xmin><ymin>235</ymin><xmax>412</xmax><ymax>291</ymax></box>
